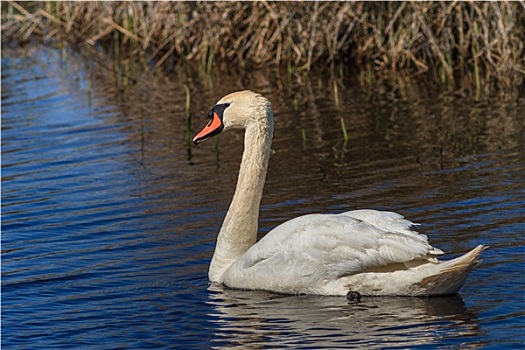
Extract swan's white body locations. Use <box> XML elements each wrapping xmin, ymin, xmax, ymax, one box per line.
<box><xmin>193</xmin><ymin>90</ymin><xmax>485</xmax><ymax>296</ymax></box>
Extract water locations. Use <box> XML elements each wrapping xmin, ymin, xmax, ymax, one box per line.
<box><xmin>2</xmin><ymin>44</ymin><xmax>524</xmax><ymax>349</ymax></box>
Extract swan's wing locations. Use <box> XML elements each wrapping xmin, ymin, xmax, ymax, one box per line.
<box><xmin>341</xmin><ymin>209</ymin><xmax>444</xmax><ymax>255</ymax></box>
<box><xmin>233</xmin><ymin>210</ymin><xmax>443</xmax><ymax>282</ymax></box>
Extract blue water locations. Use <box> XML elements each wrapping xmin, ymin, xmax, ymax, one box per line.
<box><xmin>2</xmin><ymin>45</ymin><xmax>524</xmax><ymax>349</ymax></box>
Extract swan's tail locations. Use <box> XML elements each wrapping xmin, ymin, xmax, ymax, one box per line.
<box><xmin>419</xmin><ymin>244</ymin><xmax>486</xmax><ymax>296</ymax></box>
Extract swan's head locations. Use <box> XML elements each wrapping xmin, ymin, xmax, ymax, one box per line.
<box><xmin>193</xmin><ymin>90</ymin><xmax>273</xmax><ymax>145</ymax></box>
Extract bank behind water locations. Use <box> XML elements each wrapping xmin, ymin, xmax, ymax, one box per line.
<box><xmin>2</xmin><ymin>1</ymin><xmax>524</xmax><ymax>92</ymax></box>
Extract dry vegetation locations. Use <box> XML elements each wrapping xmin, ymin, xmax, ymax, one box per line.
<box><xmin>2</xmin><ymin>1</ymin><xmax>524</xmax><ymax>90</ymax></box>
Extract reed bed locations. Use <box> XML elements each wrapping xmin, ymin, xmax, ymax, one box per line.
<box><xmin>2</xmin><ymin>1</ymin><xmax>524</xmax><ymax>90</ymax></box>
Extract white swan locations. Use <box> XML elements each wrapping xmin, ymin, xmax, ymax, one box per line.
<box><xmin>193</xmin><ymin>90</ymin><xmax>485</xmax><ymax>296</ymax></box>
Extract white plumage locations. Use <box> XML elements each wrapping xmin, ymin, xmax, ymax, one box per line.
<box><xmin>193</xmin><ymin>90</ymin><xmax>485</xmax><ymax>296</ymax></box>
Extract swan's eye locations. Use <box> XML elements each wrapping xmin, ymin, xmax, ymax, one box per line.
<box><xmin>224</xmin><ymin>103</ymin><xmax>231</xmax><ymax>107</ymax></box>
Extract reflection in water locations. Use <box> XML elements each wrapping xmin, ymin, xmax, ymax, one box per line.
<box><xmin>207</xmin><ymin>284</ymin><xmax>481</xmax><ymax>349</ymax></box>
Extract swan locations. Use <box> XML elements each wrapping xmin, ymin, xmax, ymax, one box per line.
<box><xmin>193</xmin><ymin>90</ymin><xmax>485</xmax><ymax>296</ymax></box>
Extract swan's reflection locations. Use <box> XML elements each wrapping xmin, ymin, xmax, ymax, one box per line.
<box><xmin>207</xmin><ymin>284</ymin><xmax>481</xmax><ymax>348</ymax></box>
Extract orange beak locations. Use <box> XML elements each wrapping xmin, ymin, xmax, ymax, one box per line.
<box><xmin>193</xmin><ymin>112</ymin><xmax>224</xmax><ymax>145</ymax></box>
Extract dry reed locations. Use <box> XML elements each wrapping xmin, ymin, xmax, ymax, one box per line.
<box><xmin>2</xmin><ymin>1</ymin><xmax>524</xmax><ymax>91</ymax></box>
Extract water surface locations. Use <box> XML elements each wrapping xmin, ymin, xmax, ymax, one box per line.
<box><xmin>2</xmin><ymin>44</ymin><xmax>524</xmax><ymax>349</ymax></box>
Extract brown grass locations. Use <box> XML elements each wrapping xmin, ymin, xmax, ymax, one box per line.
<box><xmin>2</xmin><ymin>1</ymin><xmax>524</xmax><ymax>91</ymax></box>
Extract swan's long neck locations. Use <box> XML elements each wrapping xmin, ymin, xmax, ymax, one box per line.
<box><xmin>209</xmin><ymin>117</ymin><xmax>273</xmax><ymax>282</ymax></box>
